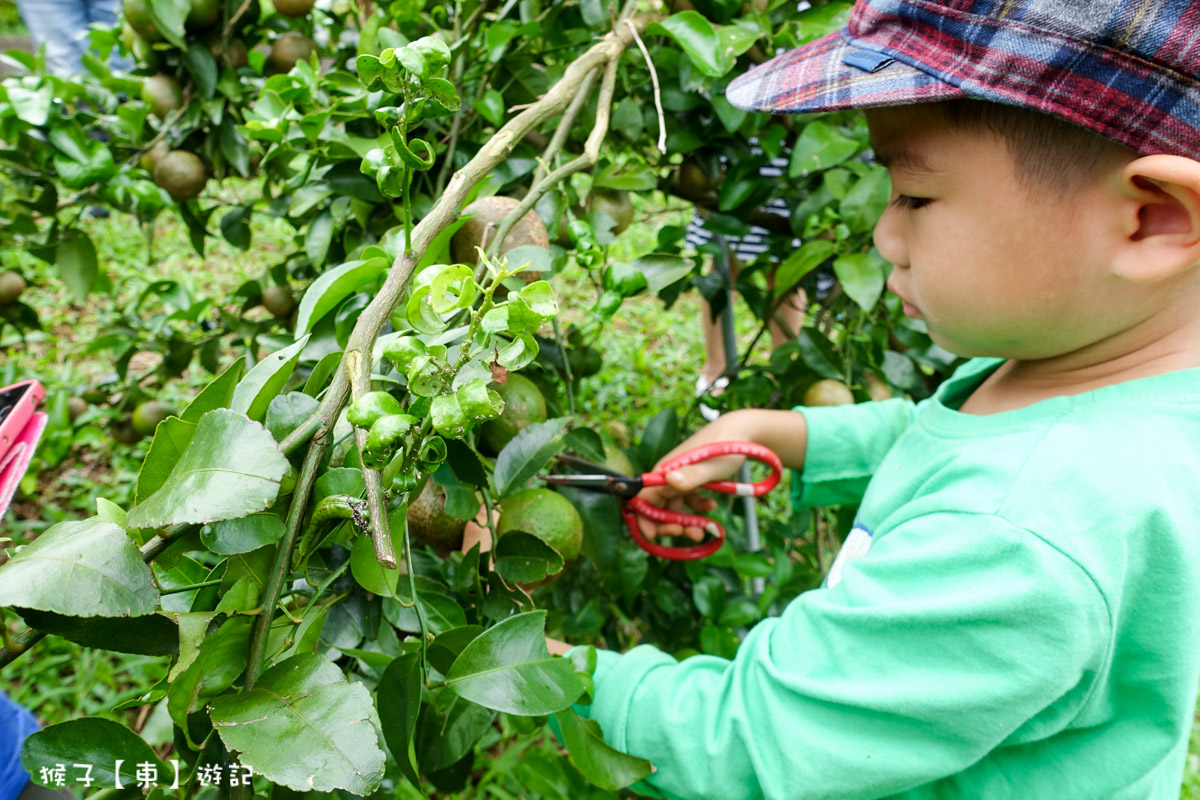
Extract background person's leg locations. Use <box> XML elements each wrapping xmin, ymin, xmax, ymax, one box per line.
<box><xmin>14</xmin><ymin>0</ymin><xmax>89</xmax><ymax>75</ymax></box>
<box><xmin>83</xmin><ymin>0</ymin><xmax>133</xmax><ymax>71</ymax></box>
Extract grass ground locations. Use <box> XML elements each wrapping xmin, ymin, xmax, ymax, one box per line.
<box><xmin>4</xmin><ymin>188</ymin><xmax>1200</xmax><ymax>796</ymax></box>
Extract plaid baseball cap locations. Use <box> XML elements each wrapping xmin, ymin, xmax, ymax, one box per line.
<box><xmin>725</xmin><ymin>0</ymin><xmax>1200</xmax><ymax>159</ymax></box>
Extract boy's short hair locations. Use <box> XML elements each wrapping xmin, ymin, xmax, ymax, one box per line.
<box><xmin>935</xmin><ymin>100</ymin><xmax>1133</xmax><ymax>196</ymax></box>
<box><xmin>726</xmin><ymin>0</ymin><xmax>1200</xmax><ymax>163</ymax></box>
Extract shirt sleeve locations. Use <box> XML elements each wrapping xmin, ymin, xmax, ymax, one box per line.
<box><xmin>792</xmin><ymin>398</ymin><xmax>919</xmax><ymax>511</ymax></box>
<box><xmin>576</xmin><ymin>513</ymin><xmax>1111</xmax><ymax>800</ymax></box>
<box><xmin>0</xmin><ymin>691</ymin><xmax>37</xmax><ymax>800</ymax></box>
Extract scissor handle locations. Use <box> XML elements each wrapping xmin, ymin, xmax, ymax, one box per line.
<box><xmin>622</xmin><ymin>502</ymin><xmax>725</xmax><ymax>560</ymax></box>
<box><xmin>640</xmin><ymin>441</ymin><xmax>782</xmax><ymax>497</ymax></box>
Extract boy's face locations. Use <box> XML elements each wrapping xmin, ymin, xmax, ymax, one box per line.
<box><xmin>866</xmin><ymin>105</ymin><xmax>1124</xmax><ymax>360</ymax></box>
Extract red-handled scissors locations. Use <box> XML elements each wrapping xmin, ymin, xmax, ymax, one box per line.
<box><xmin>539</xmin><ymin>441</ymin><xmax>782</xmax><ymax>560</ymax></box>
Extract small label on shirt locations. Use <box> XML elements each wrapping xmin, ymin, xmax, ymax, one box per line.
<box><xmin>825</xmin><ymin>524</ymin><xmax>874</xmax><ymax>589</ymax></box>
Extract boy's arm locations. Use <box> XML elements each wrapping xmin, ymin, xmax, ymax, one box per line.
<box><xmin>576</xmin><ymin>512</ymin><xmax>1110</xmax><ymax>800</ymax></box>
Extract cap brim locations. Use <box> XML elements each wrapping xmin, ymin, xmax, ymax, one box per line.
<box><xmin>726</xmin><ymin>30</ymin><xmax>968</xmax><ymax>114</ymax></box>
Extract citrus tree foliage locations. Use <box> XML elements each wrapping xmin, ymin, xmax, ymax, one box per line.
<box><xmin>0</xmin><ymin>0</ymin><xmax>963</xmax><ymax>795</ymax></box>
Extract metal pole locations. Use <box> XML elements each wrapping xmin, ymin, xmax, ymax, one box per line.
<box><xmin>711</xmin><ymin>235</ymin><xmax>765</xmax><ymax>597</ymax></box>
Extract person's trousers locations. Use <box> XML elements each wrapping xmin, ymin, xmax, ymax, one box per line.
<box><xmin>15</xmin><ymin>0</ymin><xmax>132</xmax><ymax>75</ymax></box>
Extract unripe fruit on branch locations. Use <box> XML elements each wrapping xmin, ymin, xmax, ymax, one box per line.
<box><xmin>141</xmin><ymin>74</ymin><xmax>183</xmax><ymax>120</ymax></box>
<box><xmin>451</xmin><ymin>196</ymin><xmax>550</xmax><ymax>280</ymax></box>
<box><xmin>0</xmin><ymin>271</ymin><xmax>26</xmax><ymax>304</ymax></box>
<box><xmin>154</xmin><ymin>151</ymin><xmax>207</xmax><ymax>201</ymax></box>
<box><xmin>803</xmin><ymin>379</ymin><xmax>854</xmax><ymax>407</ymax></box>
<box><xmin>270</xmin><ymin>33</ymin><xmax>316</xmax><ymax>73</ymax></box>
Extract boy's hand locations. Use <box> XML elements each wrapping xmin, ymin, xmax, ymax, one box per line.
<box><xmin>633</xmin><ymin>412</ymin><xmax>754</xmax><ymax>542</ymax></box>
<box><xmin>633</xmin><ymin>407</ymin><xmax>809</xmax><ymax>543</ymax></box>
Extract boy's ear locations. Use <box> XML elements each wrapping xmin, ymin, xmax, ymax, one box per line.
<box><xmin>1112</xmin><ymin>155</ymin><xmax>1200</xmax><ymax>282</ymax></box>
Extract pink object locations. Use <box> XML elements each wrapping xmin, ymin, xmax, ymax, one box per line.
<box><xmin>0</xmin><ymin>411</ymin><xmax>47</xmax><ymax>520</ymax></box>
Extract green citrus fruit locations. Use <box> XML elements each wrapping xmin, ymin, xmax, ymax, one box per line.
<box><xmin>864</xmin><ymin>372</ymin><xmax>892</xmax><ymax>402</ymax></box>
<box><xmin>480</xmin><ymin>374</ymin><xmax>547</xmax><ymax>453</ymax></box>
<box><xmin>270</xmin><ymin>32</ymin><xmax>316</xmax><ymax>73</ymax></box>
<box><xmin>154</xmin><ymin>150</ymin><xmax>207</xmax><ymax>201</ymax></box>
<box><xmin>187</xmin><ymin>0</ymin><xmax>219</xmax><ymax>28</ymax></box>
<box><xmin>262</xmin><ymin>285</ymin><xmax>295</xmax><ymax>318</ymax></box>
<box><xmin>589</xmin><ymin>190</ymin><xmax>634</xmax><ymax>234</ymax></box>
<box><xmin>0</xmin><ymin>271</ymin><xmax>26</xmax><ymax>304</ymax></box>
<box><xmin>803</xmin><ymin>379</ymin><xmax>854</xmax><ymax>407</ymax></box>
<box><xmin>132</xmin><ymin>401</ymin><xmax>173</xmax><ymax>437</ymax></box>
<box><xmin>273</xmin><ymin>0</ymin><xmax>315</xmax><ymax>17</ymax></box>
<box><xmin>139</xmin><ymin>140</ymin><xmax>169</xmax><ymax>173</ymax></box>
<box><xmin>567</xmin><ymin>346</ymin><xmax>602</xmax><ymax>377</ymax></box>
<box><xmin>141</xmin><ymin>74</ymin><xmax>182</xmax><ymax>119</ymax></box>
<box><xmin>68</xmin><ymin>397</ymin><xmax>88</xmax><ymax>423</ymax></box>
<box><xmin>407</xmin><ymin>479</ymin><xmax>468</xmax><ymax>557</ymax></box>
<box><xmin>122</xmin><ymin>0</ymin><xmax>162</xmax><ymax>41</ymax></box>
<box><xmin>674</xmin><ymin>160</ymin><xmax>719</xmax><ymax>201</ymax></box>
<box><xmin>497</xmin><ymin>487</ymin><xmax>583</xmax><ymax>564</ymax></box>
<box><xmin>602</xmin><ymin>442</ymin><xmax>635</xmax><ymax>477</ymax></box>
<box><xmin>451</xmin><ymin>196</ymin><xmax>550</xmax><ymax>275</ymax></box>
<box><xmin>111</xmin><ymin>417</ymin><xmax>144</xmax><ymax>445</ymax></box>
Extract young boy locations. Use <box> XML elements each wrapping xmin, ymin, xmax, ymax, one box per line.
<box><xmin>566</xmin><ymin>1</ymin><xmax>1200</xmax><ymax>797</ymax></box>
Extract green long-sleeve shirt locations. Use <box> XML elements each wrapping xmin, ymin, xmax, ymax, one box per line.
<box><xmin>578</xmin><ymin>358</ymin><xmax>1200</xmax><ymax>799</ymax></box>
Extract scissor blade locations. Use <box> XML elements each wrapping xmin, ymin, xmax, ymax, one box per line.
<box><xmin>539</xmin><ymin>473</ymin><xmax>643</xmax><ymax>498</ymax></box>
<box><xmin>554</xmin><ymin>453</ymin><xmax>629</xmax><ymax>478</ymax></box>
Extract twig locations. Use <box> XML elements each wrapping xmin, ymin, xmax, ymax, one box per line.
<box><xmin>485</xmin><ymin>51</ymin><xmax>622</xmax><ymax>266</ymax></box>
<box><xmin>531</xmin><ymin>67</ymin><xmax>601</xmax><ymax>187</ymax></box>
<box><xmin>552</xmin><ymin>318</ymin><xmax>576</xmax><ymax>416</ymax></box>
<box><xmin>625</xmin><ymin>19</ymin><xmax>666</xmax><ymax>154</ymax></box>
<box><xmin>244</xmin><ymin>436</ymin><xmax>328</xmax><ymax>690</ymax></box>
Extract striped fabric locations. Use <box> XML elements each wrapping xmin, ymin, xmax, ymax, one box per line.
<box><xmin>683</xmin><ymin>155</ymin><xmax>793</xmax><ymax>261</ymax></box>
<box><xmin>727</xmin><ymin>0</ymin><xmax>1200</xmax><ymax>160</ymax></box>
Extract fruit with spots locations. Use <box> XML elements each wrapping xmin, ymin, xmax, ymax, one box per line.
<box><xmin>497</xmin><ymin>487</ymin><xmax>584</xmax><ymax>564</ymax></box>
<box><xmin>407</xmin><ymin>478</ymin><xmax>468</xmax><ymax>557</ymax></box>
<box><xmin>451</xmin><ymin>196</ymin><xmax>550</xmax><ymax>276</ymax></box>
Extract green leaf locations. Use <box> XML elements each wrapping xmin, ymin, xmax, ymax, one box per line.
<box><xmin>650</xmin><ymin>12</ymin><xmax>733</xmax><ymax>78</ymax></box>
<box><xmin>494</xmin><ymin>530</ymin><xmax>563</xmax><ymax>584</ymax></box>
<box><xmin>448</xmin><ymin>614</ymin><xmax>583</xmax><ymax>719</ymax></box>
<box><xmin>377</xmin><ymin>653</ymin><xmax>422</xmax><ymax>788</ymax></box>
<box><xmin>555</xmin><ymin>709</ymin><xmax>654</xmax><ymax>791</ymax></box>
<box><xmin>350</xmin><ymin>525</ymin><xmax>401</xmax><ymax>597</ymax></box>
<box><xmin>20</xmin><ymin>719</ymin><xmax>169</xmax><ymax>790</ymax></box>
<box><xmin>789</xmin><ymin>120</ymin><xmax>863</xmax><ymax>176</ymax></box>
<box><xmin>431</xmin><ymin>393</ymin><xmax>471</xmax><ymax>439</ymax></box>
<box><xmin>266</xmin><ymin>392</ymin><xmax>320</xmax><ymax>444</ymax></box>
<box><xmin>57</xmin><ymin>229</ymin><xmax>98</xmax><ymax>302</ymax></box>
<box><xmin>220</xmin><ymin>205</ymin><xmax>252</xmax><ymax>250</ymax></box>
<box><xmin>774</xmin><ymin>240</ymin><xmax>834</xmax><ymax>299</ymax></box>
<box><xmin>840</xmin><ymin>166</ymin><xmax>891</xmax><ymax>231</ymax></box>
<box><xmin>796</xmin><ymin>328</ymin><xmax>844</xmax><ymax>380</ymax></box>
<box><xmin>0</xmin><ymin>517</ymin><xmax>158</xmax><ymax>617</ymax></box>
<box><xmin>181</xmin><ymin>358</ymin><xmax>245</xmax><ymax>423</ymax></box>
<box><xmin>295</xmin><ymin>258</ymin><xmax>389</xmax><ymax>336</ymax></box>
<box><xmin>632</xmin><ymin>254</ymin><xmax>694</xmax><ymax>295</ymax></box>
<box><xmin>209</xmin><ymin>653</ymin><xmax>386</xmax><ymax>794</ymax></box>
<box><xmin>184</xmin><ymin>42</ymin><xmax>217</xmax><ymax>98</ymax></box>
<box><xmin>167</xmin><ymin>616</ymin><xmax>252</xmax><ymax>746</ymax></box>
<box><xmin>429</xmin><ymin>265</ymin><xmax>477</xmax><ymax>313</ymax></box>
<box><xmin>306</xmin><ymin>210</ymin><xmax>335</xmax><ymax>266</ymax></box>
<box><xmin>833</xmin><ymin>252</ymin><xmax>888</xmax><ymax>310</ymax></box>
<box><xmin>7</xmin><ymin>85</ymin><xmax>52</xmax><ymax>126</ymax></box>
<box><xmin>494</xmin><ymin>417</ymin><xmax>569</xmax><ymax>497</ymax></box>
<box><xmin>231</xmin><ymin>335</ymin><xmax>311</xmax><ymax>422</ymax></box>
<box><xmin>17</xmin><ymin>609</ymin><xmax>179</xmax><ymax>656</ymax></box>
<box><xmin>201</xmin><ymin>513</ymin><xmax>287</xmax><ymax>555</ymax></box>
<box><xmin>445</xmin><ymin>611</ymin><xmax>584</xmax><ymax>716</ymax></box>
<box><xmin>148</xmin><ymin>0</ymin><xmax>187</xmax><ymax>48</ymax></box>
<box><xmin>473</xmin><ymin>89</ymin><xmax>505</xmax><ymax>126</ymax></box>
<box><xmin>387</xmin><ymin>579</ymin><xmax>467</xmax><ymax>635</ymax></box>
<box><xmin>134</xmin><ymin>417</ymin><xmax>197</xmax><ymax>503</ymax></box>
<box><xmin>125</xmin><ymin>409</ymin><xmax>289</xmax><ymax>529</ymax></box>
